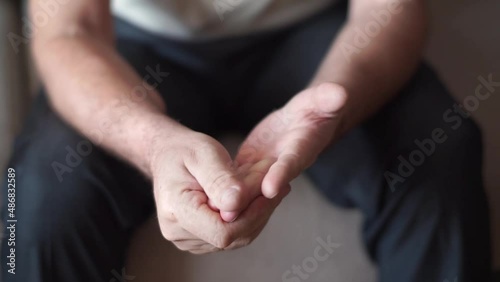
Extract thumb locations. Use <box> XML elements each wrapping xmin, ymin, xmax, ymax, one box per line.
<box><xmin>187</xmin><ymin>140</ymin><xmax>246</xmax><ymax>212</ymax></box>
<box><xmin>219</xmin><ymin>159</ymin><xmax>275</xmax><ymax>222</ymax></box>
<box><xmin>310</xmin><ymin>82</ymin><xmax>348</xmax><ymax>117</ymax></box>
<box><xmin>287</xmin><ymin>82</ymin><xmax>347</xmax><ymax>119</ymax></box>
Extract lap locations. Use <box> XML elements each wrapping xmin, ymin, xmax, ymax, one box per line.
<box><xmin>1</xmin><ymin>92</ymin><xmax>154</xmax><ymax>281</ymax></box>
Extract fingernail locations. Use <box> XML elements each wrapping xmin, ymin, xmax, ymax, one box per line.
<box><xmin>221</xmin><ymin>211</ymin><xmax>239</xmax><ymax>222</ymax></box>
<box><xmin>268</xmin><ymin>191</ymin><xmax>279</xmax><ymax>199</ymax></box>
<box><xmin>265</xmin><ymin>188</ymin><xmax>279</xmax><ymax>199</ymax></box>
<box><xmin>221</xmin><ymin>186</ymin><xmax>240</xmax><ymax>207</ymax></box>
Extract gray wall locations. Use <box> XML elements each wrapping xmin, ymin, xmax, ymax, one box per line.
<box><xmin>426</xmin><ymin>0</ymin><xmax>500</xmax><ymax>269</ymax></box>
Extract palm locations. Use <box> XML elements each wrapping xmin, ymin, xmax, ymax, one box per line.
<box><xmin>236</xmin><ymin>83</ymin><xmax>347</xmax><ymax>198</ymax></box>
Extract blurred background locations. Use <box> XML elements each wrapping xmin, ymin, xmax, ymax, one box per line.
<box><xmin>0</xmin><ymin>0</ymin><xmax>498</xmax><ymax>281</ymax></box>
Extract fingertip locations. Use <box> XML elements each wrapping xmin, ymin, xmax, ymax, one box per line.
<box><xmin>262</xmin><ymin>163</ymin><xmax>286</xmax><ymax>199</ymax></box>
<box><xmin>220</xmin><ymin>211</ymin><xmax>239</xmax><ymax>222</ymax></box>
<box><xmin>262</xmin><ymin>178</ymin><xmax>280</xmax><ymax>199</ymax></box>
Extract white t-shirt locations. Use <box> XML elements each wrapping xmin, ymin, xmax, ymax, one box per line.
<box><xmin>112</xmin><ymin>0</ymin><xmax>339</xmax><ymax>40</ymax></box>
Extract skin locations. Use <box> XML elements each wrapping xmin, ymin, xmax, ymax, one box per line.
<box><xmin>29</xmin><ymin>0</ymin><xmax>427</xmax><ymax>253</ymax></box>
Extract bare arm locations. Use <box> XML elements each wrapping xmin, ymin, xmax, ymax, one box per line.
<box><xmin>30</xmin><ymin>0</ymin><xmax>176</xmax><ymax>177</ymax></box>
<box><xmin>30</xmin><ymin>0</ymin><xmax>286</xmax><ymax>251</ymax></box>
<box><xmin>310</xmin><ymin>0</ymin><xmax>428</xmax><ymax>136</ymax></box>
<box><xmin>235</xmin><ymin>0</ymin><xmax>428</xmax><ymax>198</ymax></box>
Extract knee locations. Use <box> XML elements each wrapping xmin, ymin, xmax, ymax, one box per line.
<box><xmin>435</xmin><ymin>114</ymin><xmax>484</xmax><ymax>183</ymax></box>
<box><xmin>444</xmin><ymin>112</ymin><xmax>483</xmax><ymax>152</ymax></box>
<box><xmin>388</xmin><ymin>129</ymin><xmax>485</xmax><ymax>214</ymax></box>
<box><xmin>416</xmin><ymin>64</ymin><xmax>484</xmax><ymax>150</ymax></box>
<box><xmin>401</xmin><ymin>120</ymin><xmax>485</xmax><ymax>208</ymax></box>
<box><xmin>387</xmin><ymin>111</ymin><xmax>484</xmax><ymax>191</ymax></box>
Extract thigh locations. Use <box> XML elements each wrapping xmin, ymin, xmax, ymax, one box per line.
<box><xmin>1</xmin><ymin>91</ymin><xmax>154</xmax><ymax>282</ymax></box>
<box><xmin>308</xmin><ymin>63</ymin><xmax>487</xmax><ymax>213</ymax></box>
<box><xmin>308</xmin><ymin>64</ymin><xmax>491</xmax><ymax>281</ymax></box>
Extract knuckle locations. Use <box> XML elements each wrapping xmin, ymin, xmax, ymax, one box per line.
<box><xmin>183</xmin><ymin>146</ymin><xmax>200</xmax><ymax>168</ymax></box>
<box><xmin>159</xmin><ymin>225</ymin><xmax>178</xmax><ymax>242</ymax></box>
<box><xmin>213</xmin><ymin>232</ymin><xmax>235</xmax><ymax>249</ymax></box>
<box><xmin>174</xmin><ymin>241</ymin><xmax>222</xmax><ymax>254</ymax></box>
<box><xmin>157</xmin><ymin>198</ymin><xmax>177</xmax><ymax>222</ymax></box>
<box><xmin>235</xmin><ymin>237</ymin><xmax>254</xmax><ymax>248</ymax></box>
<box><xmin>281</xmin><ymin>151</ymin><xmax>303</xmax><ymax>169</ymax></box>
<box><xmin>189</xmin><ymin>246</ymin><xmax>221</xmax><ymax>255</ymax></box>
<box><xmin>184</xmin><ymin>134</ymin><xmax>215</xmax><ymax>163</ymax></box>
<box><xmin>210</xmin><ymin>171</ymin><xmax>233</xmax><ymax>191</ymax></box>
<box><xmin>192</xmin><ymin>135</ymin><xmax>218</xmax><ymax>157</ymax></box>
<box><xmin>172</xmin><ymin>241</ymin><xmax>190</xmax><ymax>251</ymax></box>
<box><xmin>224</xmin><ymin>235</ymin><xmax>254</xmax><ymax>250</ymax></box>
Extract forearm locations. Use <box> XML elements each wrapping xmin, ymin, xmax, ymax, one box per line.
<box><xmin>310</xmin><ymin>0</ymin><xmax>427</xmax><ymax>136</ymax></box>
<box><xmin>33</xmin><ymin>28</ymin><xmax>177</xmax><ymax>177</ymax></box>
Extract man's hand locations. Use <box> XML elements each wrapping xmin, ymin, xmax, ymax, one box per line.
<box><xmin>236</xmin><ymin>83</ymin><xmax>347</xmax><ymax>199</ymax></box>
<box><xmin>151</xmin><ymin>127</ymin><xmax>289</xmax><ymax>254</ymax></box>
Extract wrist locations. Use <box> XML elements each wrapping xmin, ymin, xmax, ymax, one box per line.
<box><xmin>135</xmin><ymin>113</ymin><xmax>187</xmax><ymax>178</ymax></box>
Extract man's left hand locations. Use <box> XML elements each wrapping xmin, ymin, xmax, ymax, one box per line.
<box><xmin>235</xmin><ymin>82</ymin><xmax>347</xmax><ymax>200</ymax></box>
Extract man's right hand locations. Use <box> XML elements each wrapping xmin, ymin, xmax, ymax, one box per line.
<box><xmin>150</xmin><ymin>126</ymin><xmax>289</xmax><ymax>254</ymax></box>
<box><xmin>28</xmin><ymin>0</ymin><xmax>288</xmax><ymax>255</ymax></box>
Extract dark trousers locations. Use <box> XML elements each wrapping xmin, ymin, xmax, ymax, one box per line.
<box><xmin>1</xmin><ymin>3</ymin><xmax>492</xmax><ymax>282</ymax></box>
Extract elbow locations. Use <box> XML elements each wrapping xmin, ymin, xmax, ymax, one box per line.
<box><xmin>32</xmin><ymin>21</ymin><xmax>113</xmax><ymax>70</ymax></box>
<box><xmin>31</xmin><ymin>25</ymin><xmax>86</xmax><ymax>75</ymax></box>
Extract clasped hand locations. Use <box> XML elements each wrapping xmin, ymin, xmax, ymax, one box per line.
<box><xmin>152</xmin><ymin>83</ymin><xmax>346</xmax><ymax>254</ymax></box>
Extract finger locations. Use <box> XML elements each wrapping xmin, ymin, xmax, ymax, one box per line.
<box><xmin>158</xmin><ymin>219</ymin><xmax>199</xmax><ymax>242</ymax></box>
<box><xmin>156</xmin><ymin>166</ymin><xmax>235</xmax><ymax>249</ymax></box>
<box><xmin>224</xmin><ymin>184</ymin><xmax>291</xmax><ymax>250</ymax></box>
<box><xmin>185</xmin><ymin>140</ymin><xmax>246</xmax><ymax>212</ymax></box>
<box><xmin>175</xmin><ymin>188</ymin><xmax>236</xmax><ymax>249</ymax></box>
<box><xmin>235</xmin><ymin>143</ymin><xmax>260</xmax><ymax>165</ymax></box>
<box><xmin>220</xmin><ymin>211</ymin><xmax>239</xmax><ymax>222</ymax></box>
<box><xmin>288</xmin><ymin>82</ymin><xmax>347</xmax><ymax>118</ymax></box>
<box><xmin>236</xmin><ymin>183</ymin><xmax>290</xmax><ymax>228</ymax></box>
<box><xmin>310</xmin><ymin>82</ymin><xmax>347</xmax><ymax>117</ymax></box>
<box><xmin>177</xmin><ymin>183</ymin><xmax>290</xmax><ymax>250</ymax></box>
<box><xmin>262</xmin><ymin>153</ymin><xmax>302</xmax><ymax>198</ymax></box>
<box><xmin>220</xmin><ymin>159</ymin><xmax>275</xmax><ymax>222</ymax></box>
<box><xmin>173</xmin><ymin>240</ymin><xmax>221</xmax><ymax>254</ymax></box>
<box><xmin>189</xmin><ymin>245</ymin><xmax>222</xmax><ymax>255</ymax></box>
